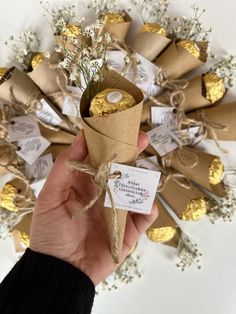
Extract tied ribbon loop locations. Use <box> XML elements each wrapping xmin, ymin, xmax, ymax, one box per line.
<box><xmin>66</xmin><ymin>157</ymin><xmax>121</xmax><ymax>263</ymax></box>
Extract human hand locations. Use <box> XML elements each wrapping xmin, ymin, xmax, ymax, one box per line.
<box><xmin>30</xmin><ymin>132</ymin><xmax>158</xmax><ymax>285</ymax></box>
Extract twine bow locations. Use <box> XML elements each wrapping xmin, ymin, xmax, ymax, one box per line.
<box><xmin>66</xmin><ymin>157</ymin><xmax>122</xmax><ymax>263</ymax></box>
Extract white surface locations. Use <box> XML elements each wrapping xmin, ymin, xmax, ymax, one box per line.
<box><xmin>1</xmin><ymin>1</ymin><xmax>236</xmax><ymax>314</ymax></box>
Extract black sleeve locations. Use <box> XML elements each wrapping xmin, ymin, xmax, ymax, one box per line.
<box><xmin>0</xmin><ymin>248</ymin><xmax>95</xmax><ymax>314</ymax></box>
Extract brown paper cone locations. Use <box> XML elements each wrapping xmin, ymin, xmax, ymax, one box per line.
<box><xmin>167</xmin><ymin>146</ymin><xmax>226</xmax><ymax>197</ymax></box>
<box><xmin>187</xmin><ymin>102</ymin><xmax>236</xmax><ymax>141</ymax></box>
<box><xmin>141</xmin><ymin>95</ymin><xmax>167</xmax><ymax>124</ymax></box>
<box><xmin>131</xmin><ymin>31</ymin><xmax>171</xmax><ymax>61</ymax></box>
<box><xmin>103</xmin><ymin>11</ymin><xmax>131</xmax><ymax>43</ymax></box>
<box><xmin>13</xmin><ymin>212</ymin><xmax>32</xmax><ymax>235</ymax></box>
<box><xmin>8</xmin><ymin>177</ymin><xmax>35</xmax><ymax>209</ymax></box>
<box><xmin>147</xmin><ymin>198</ymin><xmax>180</xmax><ymax>247</ymax></box>
<box><xmin>154</xmin><ymin>40</ymin><xmax>207</xmax><ymax>80</ymax></box>
<box><xmin>44</xmin><ymin>144</ymin><xmax>70</xmax><ymax>160</ymax></box>
<box><xmin>13</xmin><ymin>212</ymin><xmax>32</xmax><ymax>251</ymax></box>
<box><xmin>39</xmin><ymin>125</ymin><xmax>75</xmax><ymax>144</ymax></box>
<box><xmin>80</xmin><ymin>70</ymin><xmax>143</xmax><ymax>262</ymax></box>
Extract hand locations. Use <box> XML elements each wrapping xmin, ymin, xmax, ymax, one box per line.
<box><xmin>30</xmin><ymin>131</ymin><xmax>158</xmax><ymax>285</ymax></box>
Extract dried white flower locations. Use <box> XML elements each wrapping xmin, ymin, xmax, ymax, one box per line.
<box><xmin>87</xmin><ymin>0</ymin><xmax>118</xmax><ymax>16</ymax></box>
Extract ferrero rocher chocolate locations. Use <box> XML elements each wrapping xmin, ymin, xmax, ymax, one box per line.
<box><xmin>62</xmin><ymin>24</ymin><xmax>81</xmax><ymax>37</ymax></box>
<box><xmin>182</xmin><ymin>197</ymin><xmax>207</xmax><ymax>221</ymax></box>
<box><xmin>89</xmin><ymin>88</ymin><xmax>136</xmax><ymax>117</ymax></box>
<box><xmin>20</xmin><ymin>231</ymin><xmax>30</xmax><ymax>247</ymax></box>
<box><xmin>0</xmin><ymin>183</ymin><xmax>18</xmax><ymax>212</ymax></box>
<box><xmin>140</xmin><ymin>23</ymin><xmax>167</xmax><ymax>37</ymax></box>
<box><xmin>203</xmin><ymin>72</ymin><xmax>225</xmax><ymax>103</ymax></box>
<box><xmin>147</xmin><ymin>227</ymin><xmax>177</xmax><ymax>243</ymax></box>
<box><xmin>177</xmin><ymin>40</ymin><xmax>201</xmax><ymax>60</ymax></box>
<box><xmin>209</xmin><ymin>158</ymin><xmax>224</xmax><ymax>185</ymax></box>
<box><xmin>31</xmin><ymin>53</ymin><xmax>46</xmax><ymax>70</ymax></box>
<box><xmin>102</xmin><ymin>12</ymin><xmax>124</xmax><ymax>24</ymax></box>
<box><xmin>0</xmin><ymin>67</ymin><xmax>8</xmax><ymax>79</ymax></box>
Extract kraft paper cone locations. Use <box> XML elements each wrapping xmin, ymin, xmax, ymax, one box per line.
<box><xmin>13</xmin><ymin>213</ymin><xmax>32</xmax><ymax>252</ymax></box>
<box><xmin>187</xmin><ymin>102</ymin><xmax>236</xmax><ymax>141</ymax></box>
<box><xmin>147</xmin><ymin>198</ymin><xmax>180</xmax><ymax>248</ymax></box>
<box><xmin>102</xmin><ymin>11</ymin><xmax>131</xmax><ymax>43</ymax></box>
<box><xmin>141</xmin><ymin>95</ymin><xmax>166</xmax><ymax>124</ymax></box>
<box><xmin>160</xmin><ymin>176</ymin><xmax>207</xmax><ymax>221</ymax></box>
<box><xmin>167</xmin><ymin>146</ymin><xmax>226</xmax><ymax>197</ymax></box>
<box><xmin>154</xmin><ymin>40</ymin><xmax>207</xmax><ymax>80</ymax></box>
<box><xmin>7</xmin><ymin>177</ymin><xmax>35</xmax><ymax>209</ymax></box>
<box><xmin>44</xmin><ymin>144</ymin><xmax>70</xmax><ymax>160</ymax></box>
<box><xmin>131</xmin><ymin>31</ymin><xmax>171</xmax><ymax>61</ymax></box>
<box><xmin>80</xmin><ymin>70</ymin><xmax>143</xmax><ymax>263</ymax></box>
<box><xmin>39</xmin><ymin>125</ymin><xmax>75</xmax><ymax>144</ymax></box>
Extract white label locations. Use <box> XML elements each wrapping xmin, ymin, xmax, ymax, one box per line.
<box><xmin>25</xmin><ymin>153</ymin><xmax>53</xmax><ymax>182</ymax></box>
<box><xmin>136</xmin><ymin>156</ymin><xmax>159</xmax><ymax>171</ymax></box>
<box><xmin>31</xmin><ymin>178</ymin><xmax>47</xmax><ymax>197</ymax></box>
<box><xmin>188</xmin><ymin>126</ymin><xmax>203</xmax><ymax>145</ymax></box>
<box><xmin>151</xmin><ymin>106</ymin><xmax>177</xmax><ymax>129</ymax></box>
<box><xmin>8</xmin><ymin>116</ymin><xmax>41</xmax><ymax>142</ymax></box>
<box><xmin>107</xmin><ymin>91</ymin><xmax>123</xmax><ymax>103</ymax></box>
<box><xmin>35</xmin><ymin>99</ymin><xmax>62</xmax><ymax>126</ymax></box>
<box><xmin>104</xmin><ymin>163</ymin><xmax>161</xmax><ymax>215</ymax></box>
<box><xmin>148</xmin><ymin>125</ymin><xmax>178</xmax><ymax>157</ymax></box>
<box><xmin>63</xmin><ymin>86</ymin><xmax>82</xmax><ymax>117</ymax></box>
<box><xmin>16</xmin><ymin>136</ymin><xmax>51</xmax><ymax>165</ymax></box>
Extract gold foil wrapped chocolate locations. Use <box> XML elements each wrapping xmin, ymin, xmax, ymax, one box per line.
<box><xmin>177</xmin><ymin>40</ymin><xmax>201</xmax><ymax>60</ymax></box>
<box><xmin>0</xmin><ymin>183</ymin><xmax>19</xmax><ymax>212</ymax></box>
<box><xmin>140</xmin><ymin>23</ymin><xmax>167</xmax><ymax>37</ymax></box>
<box><xmin>203</xmin><ymin>72</ymin><xmax>225</xmax><ymax>103</ymax></box>
<box><xmin>0</xmin><ymin>67</ymin><xmax>8</xmax><ymax>79</ymax></box>
<box><xmin>62</xmin><ymin>24</ymin><xmax>81</xmax><ymax>37</ymax></box>
<box><xmin>209</xmin><ymin>158</ymin><xmax>224</xmax><ymax>185</ymax></box>
<box><xmin>147</xmin><ymin>227</ymin><xmax>177</xmax><ymax>243</ymax></box>
<box><xmin>89</xmin><ymin>88</ymin><xmax>136</xmax><ymax>117</ymax></box>
<box><xmin>31</xmin><ymin>53</ymin><xmax>46</xmax><ymax>70</ymax></box>
<box><xmin>20</xmin><ymin>231</ymin><xmax>30</xmax><ymax>247</ymax></box>
<box><xmin>102</xmin><ymin>12</ymin><xmax>124</xmax><ymax>24</ymax></box>
<box><xmin>182</xmin><ymin>197</ymin><xmax>207</xmax><ymax>221</ymax></box>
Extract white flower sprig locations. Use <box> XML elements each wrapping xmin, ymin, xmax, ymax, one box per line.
<box><xmin>170</xmin><ymin>5</ymin><xmax>212</xmax><ymax>41</ymax></box>
<box><xmin>87</xmin><ymin>0</ymin><xmax>118</xmax><ymax>16</ymax></box>
<box><xmin>130</xmin><ymin>0</ymin><xmax>171</xmax><ymax>30</ymax></box>
<box><xmin>4</xmin><ymin>31</ymin><xmax>40</xmax><ymax>71</ymax></box>
<box><xmin>207</xmin><ymin>55</ymin><xmax>236</xmax><ymax>88</ymax></box>
<box><xmin>40</xmin><ymin>1</ymin><xmax>84</xmax><ymax>35</ymax></box>
<box><xmin>177</xmin><ymin>231</ymin><xmax>202</xmax><ymax>271</ymax></box>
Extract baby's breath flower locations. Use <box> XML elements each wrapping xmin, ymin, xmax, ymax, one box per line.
<box><xmin>87</xmin><ymin>0</ymin><xmax>118</xmax><ymax>16</ymax></box>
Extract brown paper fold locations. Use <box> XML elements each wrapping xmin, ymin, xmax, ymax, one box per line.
<box><xmin>147</xmin><ymin>198</ymin><xmax>180</xmax><ymax>247</ymax></box>
<box><xmin>44</xmin><ymin>144</ymin><xmax>70</xmax><ymax>160</ymax></box>
<box><xmin>167</xmin><ymin>146</ymin><xmax>226</xmax><ymax>197</ymax></box>
<box><xmin>39</xmin><ymin>125</ymin><xmax>75</xmax><ymax>144</ymax></box>
<box><xmin>154</xmin><ymin>40</ymin><xmax>207</xmax><ymax>79</ymax></box>
<box><xmin>12</xmin><ymin>213</ymin><xmax>32</xmax><ymax>252</ymax></box>
<box><xmin>102</xmin><ymin>11</ymin><xmax>131</xmax><ymax>43</ymax></box>
<box><xmin>80</xmin><ymin>70</ymin><xmax>143</xmax><ymax>262</ymax></box>
<box><xmin>131</xmin><ymin>31</ymin><xmax>171</xmax><ymax>61</ymax></box>
<box><xmin>187</xmin><ymin>102</ymin><xmax>236</xmax><ymax>141</ymax></box>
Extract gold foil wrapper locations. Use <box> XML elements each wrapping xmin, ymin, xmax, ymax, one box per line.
<box><xmin>182</xmin><ymin>197</ymin><xmax>207</xmax><ymax>221</ymax></box>
<box><xmin>20</xmin><ymin>231</ymin><xmax>30</xmax><ymax>247</ymax></box>
<box><xmin>147</xmin><ymin>227</ymin><xmax>177</xmax><ymax>243</ymax></box>
<box><xmin>89</xmin><ymin>88</ymin><xmax>136</xmax><ymax>117</ymax></box>
<box><xmin>209</xmin><ymin>158</ymin><xmax>224</xmax><ymax>185</ymax></box>
<box><xmin>0</xmin><ymin>183</ymin><xmax>18</xmax><ymax>212</ymax></box>
<box><xmin>62</xmin><ymin>24</ymin><xmax>81</xmax><ymax>37</ymax></box>
<box><xmin>0</xmin><ymin>67</ymin><xmax>8</xmax><ymax>79</ymax></box>
<box><xmin>140</xmin><ymin>23</ymin><xmax>167</xmax><ymax>37</ymax></box>
<box><xmin>31</xmin><ymin>53</ymin><xmax>46</xmax><ymax>70</ymax></box>
<box><xmin>177</xmin><ymin>40</ymin><xmax>201</xmax><ymax>60</ymax></box>
<box><xmin>102</xmin><ymin>12</ymin><xmax>124</xmax><ymax>24</ymax></box>
<box><xmin>203</xmin><ymin>72</ymin><xmax>225</xmax><ymax>103</ymax></box>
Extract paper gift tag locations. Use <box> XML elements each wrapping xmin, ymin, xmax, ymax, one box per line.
<box><xmin>8</xmin><ymin>116</ymin><xmax>41</xmax><ymax>142</ymax></box>
<box><xmin>16</xmin><ymin>136</ymin><xmax>51</xmax><ymax>165</ymax></box>
<box><xmin>35</xmin><ymin>99</ymin><xmax>62</xmax><ymax>126</ymax></box>
<box><xmin>188</xmin><ymin>126</ymin><xmax>203</xmax><ymax>145</ymax></box>
<box><xmin>151</xmin><ymin>106</ymin><xmax>177</xmax><ymax>129</ymax></box>
<box><xmin>63</xmin><ymin>86</ymin><xmax>82</xmax><ymax>117</ymax></box>
<box><xmin>136</xmin><ymin>156</ymin><xmax>159</xmax><ymax>171</ymax></box>
<box><xmin>25</xmin><ymin>153</ymin><xmax>53</xmax><ymax>181</ymax></box>
<box><xmin>104</xmin><ymin>163</ymin><xmax>161</xmax><ymax>215</ymax></box>
<box><xmin>148</xmin><ymin>125</ymin><xmax>178</xmax><ymax>157</ymax></box>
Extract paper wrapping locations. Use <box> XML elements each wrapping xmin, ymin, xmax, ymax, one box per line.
<box><xmin>160</xmin><ymin>176</ymin><xmax>207</xmax><ymax>221</ymax></box>
<box><xmin>12</xmin><ymin>213</ymin><xmax>32</xmax><ymax>252</ymax></box>
<box><xmin>147</xmin><ymin>198</ymin><xmax>180</xmax><ymax>247</ymax></box>
<box><xmin>154</xmin><ymin>40</ymin><xmax>208</xmax><ymax>79</ymax></box>
<box><xmin>44</xmin><ymin>144</ymin><xmax>70</xmax><ymax>160</ymax></box>
<box><xmin>39</xmin><ymin>125</ymin><xmax>75</xmax><ymax>144</ymax></box>
<box><xmin>80</xmin><ymin>70</ymin><xmax>143</xmax><ymax>262</ymax></box>
<box><xmin>0</xmin><ymin>67</ymin><xmax>73</xmax><ymax>133</ymax></box>
<box><xmin>166</xmin><ymin>146</ymin><xmax>226</xmax><ymax>197</ymax></box>
<box><xmin>0</xmin><ymin>144</ymin><xmax>26</xmax><ymax>177</ymax></box>
<box><xmin>187</xmin><ymin>101</ymin><xmax>236</xmax><ymax>141</ymax></box>
<box><xmin>102</xmin><ymin>11</ymin><xmax>131</xmax><ymax>43</ymax></box>
<box><xmin>141</xmin><ymin>95</ymin><xmax>166</xmax><ymax>124</ymax></box>
<box><xmin>131</xmin><ymin>30</ymin><xmax>171</xmax><ymax>61</ymax></box>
